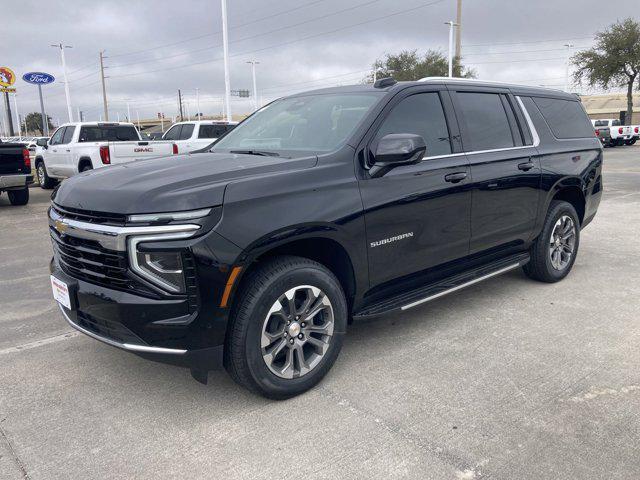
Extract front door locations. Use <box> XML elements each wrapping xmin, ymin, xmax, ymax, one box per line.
<box><xmin>450</xmin><ymin>89</ymin><xmax>541</xmax><ymax>254</ymax></box>
<box><xmin>359</xmin><ymin>88</ymin><xmax>472</xmax><ymax>288</ymax></box>
<box><xmin>45</xmin><ymin>127</ymin><xmax>66</xmax><ymax>177</ymax></box>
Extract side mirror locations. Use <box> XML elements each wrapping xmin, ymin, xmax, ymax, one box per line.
<box><xmin>37</xmin><ymin>138</ymin><xmax>48</xmax><ymax>148</ymax></box>
<box><xmin>370</xmin><ymin>133</ymin><xmax>426</xmax><ymax>177</ymax></box>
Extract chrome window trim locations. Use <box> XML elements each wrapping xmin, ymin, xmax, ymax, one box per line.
<box><xmin>418</xmin><ymin>95</ymin><xmax>540</xmax><ymax>162</ymax></box>
<box><xmin>59</xmin><ymin>305</ymin><xmax>187</xmax><ymax>355</ymax></box>
<box><xmin>49</xmin><ymin>207</ymin><xmax>200</xmax><ymax>251</ymax></box>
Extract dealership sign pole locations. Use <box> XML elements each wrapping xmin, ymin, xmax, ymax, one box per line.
<box><xmin>0</xmin><ymin>66</ymin><xmax>17</xmax><ymax>136</ymax></box>
<box><xmin>22</xmin><ymin>72</ymin><xmax>55</xmax><ymax>136</ymax></box>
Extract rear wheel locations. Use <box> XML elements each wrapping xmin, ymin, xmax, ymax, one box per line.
<box><xmin>224</xmin><ymin>256</ymin><xmax>347</xmax><ymax>399</ymax></box>
<box><xmin>80</xmin><ymin>163</ymin><xmax>93</xmax><ymax>173</ymax></box>
<box><xmin>625</xmin><ymin>139</ymin><xmax>636</xmax><ymax>145</ymax></box>
<box><xmin>523</xmin><ymin>200</ymin><xmax>580</xmax><ymax>283</ymax></box>
<box><xmin>8</xmin><ymin>188</ymin><xmax>29</xmax><ymax>206</ymax></box>
<box><xmin>36</xmin><ymin>161</ymin><xmax>57</xmax><ymax>189</ymax></box>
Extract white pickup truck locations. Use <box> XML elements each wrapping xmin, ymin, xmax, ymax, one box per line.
<box><xmin>591</xmin><ymin>119</ymin><xmax>634</xmax><ymax>146</ymax></box>
<box><xmin>161</xmin><ymin>120</ymin><xmax>237</xmax><ymax>153</ymax></box>
<box><xmin>35</xmin><ymin>122</ymin><xmax>177</xmax><ymax>189</ymax></box>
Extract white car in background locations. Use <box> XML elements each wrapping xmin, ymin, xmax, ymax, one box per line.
<box><xmin>35</xmin><ymin>122</ymin><xmax>178</xmax><ymax>189</ymax></box>
<box><xmin>161</xmin><ymin>120</ymin><xmax>237</xmax><ymax>153</ymax></box>
<box><xmin>592</xmin><ymin>119</ymin><xmax>633</xmax><ymax>146</ymax></box>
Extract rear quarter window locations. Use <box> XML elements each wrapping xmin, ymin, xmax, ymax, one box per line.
<box><xmin>532</xmin><ymin>97</ymin><xmax>594</xmax><ymax>139</ymax></box>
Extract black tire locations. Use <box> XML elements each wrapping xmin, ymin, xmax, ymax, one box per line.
<box><xmin>224</xmin><ymin>255</ymin><xmax>347</xmax><ymax>399</ymax></box>
<box><xmin>7</xmin><ymin>188</ymin><xmax>29</xmax><ymax>206</ymax></box>
<box><xmin>36</xmin><ymin>160</ymin><xmax>57</xmax><ymax>189</ymax></box>
<box><xmin>625</xmin><ymin>139</ymin><xmax>636</xmax><ymax>146</ymax></box>
<box><xmin>523</xmin><ymin>200</ymin><xmax>580</xmax><ymax>283</ymax></box>
<box><xmin>80</xmin><ymin>163</ymin><xmax>93</xmax><ymax>172</ymax></box>
<box><xmin>608</xmin><ymin>140</ymin><xmax>616</xmax><ymax>147</ymax></box>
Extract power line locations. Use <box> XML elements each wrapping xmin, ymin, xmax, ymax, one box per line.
<box><xmin>107</xmin><ymin>0</ymin><xmax>329</xmax><ymax>59</ymax></box>
<box><xmin>109</xmin><ymin>0</ymin><xmax>447</xmax><ymax>80</ymax></box>
<box><xmin>463</xmin><ymin>36</ymin><xmax>593</xmax><ymax>48</ymax></box>
<box><xmin>108</xmin><ymin>0</ymin><xmax>381</xmax><ymax>70</ymax></box>
<box><xmin>466</xmin><ymin>56</ymin><xmax>566</xmax><ymax>65</ymax></box>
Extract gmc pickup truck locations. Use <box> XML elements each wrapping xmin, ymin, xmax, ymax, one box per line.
<box><xmin>49</xmin><ymin>78</ymin><xmax>602</xmax><ymax>398</ymax></box>
<box><xmin>35</xmin><ymin>122</ymin><xmax>178</xmax><ymax>189</ymax></box>
<box><xmin>0</xmin><ymin>140</ymin><xmax>32</xmax><ymax>205</ymax></box>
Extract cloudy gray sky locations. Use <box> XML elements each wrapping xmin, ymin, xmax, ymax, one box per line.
<box><xmin>2</xmin><ymin>0</ymin><xmax>631</xmax><ymax>127</ymax></box>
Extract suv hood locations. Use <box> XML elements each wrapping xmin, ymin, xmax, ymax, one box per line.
<box><xmin>53</xmin><ymin>152</ymin><xmax>317</xmax><ymax>214</ymax></box>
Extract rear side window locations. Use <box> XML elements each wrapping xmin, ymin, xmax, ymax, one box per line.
<box><xmin>163</xmin><ymin>125</ymin><xmax>181</xmax><ymax>141</ymax></box>
<box><xmin>532</xmin><ymin>97</ymin><xmax>594</xmax><ymax>139</ymax></box>
<box><xmin>198</xmin><ymin>124</ymin><xmax>230</xmax><ymax>139</ymax></box>
<box><xmin>61</xmin><ymin>126</ymin><xmax>75</xmax><ymax>144</ymax></box>
<box><xmin>374</xmin><ymin>92</ymin><xmax>452</xmax><ymax>157</ymax></box>
<box><xmin>179</xmin><ymin>124</ymin><xmax>195</xmax><ymax>140</ymax></box>
<box><xmin>78</xmin><ymin>125</ymin><xmax>139</xmax><ymax>142</ymax></box>
<box><xmin>456</xmin><ymin>92</ymin><xmax>514</xmax><ymax>151</ymax></box>
<box><xmin>594</xmin><ymin>120</ymin><xmax>607</xmax><ymax>127</ymax></box>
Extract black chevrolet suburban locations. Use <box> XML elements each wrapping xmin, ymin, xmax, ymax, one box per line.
<box><xmin>49</xmin><ymin>77</ymin><xmax>602</xmax><ymax>398</ymax></box>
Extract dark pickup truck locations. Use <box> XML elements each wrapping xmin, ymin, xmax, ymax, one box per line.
<box><xmin>0</xmin><ymin>140</ymin><xmax>31</xmax><ymax>205</ymax></box>
<box><xmin>49</xmin><ymin>77</ymin><xmax>602</xmax><ymax>398</ymax></box>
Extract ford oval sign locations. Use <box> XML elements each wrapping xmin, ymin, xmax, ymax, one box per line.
<box><xmin>22</xmin><ymin>72</ymin><xmax>55</xmax><ymax>85</ymax></box>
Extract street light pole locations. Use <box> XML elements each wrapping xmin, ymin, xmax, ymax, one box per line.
<box><xmin>99</xmin><ymin>51</ymin><xmax>109</xmax><ymax>121</ymax></box>
<box><xmin>220</xmin><ymin>0</ymin><xmax>232</xmax><ymax>123</ymax></box>
<box><xmin>196</xmin><ymin>88</ymin><xmax>201</xmax><ymax>119</ymax></box>
<box><xmin>126</xmin><ymin>100</ymin><xmax>131</xmax><ymax>122</ymax></box>
<box><xmin>444</xmin><ymin>21</ymin><xmax>459</xmax><ymax>78</ymax></box>
<box><xmin>246</xmin><ymin>61</ymin><xmax>259</xmax><ymax>111</ymax></box>
<box><xmin>51</xmin><ymin>43</ymin><xmax>73</xmax><ymax>122</ymax></box>
<box><xmin>564</xmin><ymin>43</ymin><xmax>574</xmax><ymax>92</ymax></box>
<box><xmin>13</xmin><ymin>93</ymin><xmax>21</xmax><ymax>139</ymax></box>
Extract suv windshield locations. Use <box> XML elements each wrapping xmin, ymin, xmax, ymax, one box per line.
<box><xmin>213</xmin><ymin>93</ymin><xmax>382</xmax><ymax>155</ymax></box>
<box><xmin>78</xmin><ymin>125</ymin><xmax>139</xmax><ymax>142</ymax></box>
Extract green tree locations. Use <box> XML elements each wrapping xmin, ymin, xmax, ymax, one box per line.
<box><xmin>573</xmin><ymin>18</ymin><xmax>640</xmax><ymax>124</ymax></box>
<box><xmin>23</xmin><ymin>112</ymin><xmax>54</xmax><ymax>135</ymax></box>
<box><xmin>367</xmin><ymin>49</ymin><xmax>476</xmax><ymax>83</ymax></box>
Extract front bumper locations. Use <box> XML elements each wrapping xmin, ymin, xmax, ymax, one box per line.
<box><xmin>0</xmin><ymin>174</ymin><xmax>32</xmax><ymax>189</ymax></box>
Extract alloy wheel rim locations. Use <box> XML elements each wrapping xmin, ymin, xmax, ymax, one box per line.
<box><xmin>37</xmin><ymin>166</ymin><xmax>44</xmax><ymax>184</ymax></box>
<box><xmin>549</xmin><ymin>215</ymin><xmax>576</xmax><ymax>270</ymax></box>
<box><xmin>261</xmin><ymin>285</ymin><xmax>334</xmax><ymax>379</ymax></box>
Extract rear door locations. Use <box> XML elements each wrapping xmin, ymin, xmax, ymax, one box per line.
<box><xmin>359</xmin><ymin>86</ymin><xmax>472</xmax><ymax>287</ymax></box>
<box><xmin>450</xmin><ymin>88</ymin><xmax>541</xmax><ymax>254</ymax></box>
<box><xmin>194</xmin><ymin>124</ymin><xmax>228</xmax><ymax>150</ymax></box>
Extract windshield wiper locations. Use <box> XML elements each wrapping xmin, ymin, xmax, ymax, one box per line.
<box><xmin>230</xmin><ymin>149</ymin><xmax>280</xmax><ymax>157</ymax></box>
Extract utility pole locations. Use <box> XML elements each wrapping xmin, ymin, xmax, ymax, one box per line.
<box><xmin>136</xmin><ymin>111</ymin><xmax>141</xmax><ymax>131</ymax></box>
<box><xmin>455</xmin><ymin>0</ymin><xmax>462</xmax><ymax>60</ymax></box>
<box><xmin>246</xmin><ymin>61</ymin><xmax>259</xmax><ymax>111</ymax></box>
<box><xmin>196</xmin><ymin>88</ymin><xmax>201</xmax><ymax>119</ymax></box>
<box><xmin>51</xmin><ymin>43</ymin><xmax>73</xmax><ymax>122</ymax></box>
<box><xmin>37</xmin><ymin>84</ymin><xmax>48</xmax><ymax>135</ymax></box>
<box><xmin>221</xmin><ymin>0</ymin><xmax>232</xmax><ymax>123</ymax></box>
<box><xmin>564</xmin><ymin>43</ymin><xmax>574</xmax><ymax>92</ymax></box>
<box><xmin>126</xmin><ymin>100</ymin><xmax>131</xmax><ymax>122</ymax></box>
<box><xmin>99</xmin><ymin>51</ymin><xmax>109</xmax><ymax>121</ymax></box>
<box><xmin>177</xmin><ymin>89</ymin><xmax>184</xmax><ymax>121</ymax></box>
<box><xmin>13</xmin><ymin>93</ymin><xmax>22</xmax><ymax>139</ymax></box>
<box><xmin>445</xmin><ymin>21</ymin><xmax>459</xmax><ymax>78</ymax></box>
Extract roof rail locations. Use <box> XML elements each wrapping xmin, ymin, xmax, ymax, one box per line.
<box><xmin>418</xmin><ymin>76</ymin><xmax>565</xmax><ymax>93</ymax></box>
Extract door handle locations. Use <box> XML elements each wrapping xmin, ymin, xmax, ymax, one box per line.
<box><xmin>444</xmin><ymin>172</ymin><xmax>467</xmax><ymax>183</ymax></box>
<box><xmin>518</xmin><ymin>161</ymin><xmax>535</xmax><ymax>171</ymax></box>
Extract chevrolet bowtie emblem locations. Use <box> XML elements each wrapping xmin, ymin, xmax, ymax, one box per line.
<box><xmin>54</xmin><ymin>219</ymin><xmax>68</xmax><ymax>234</ymax></box>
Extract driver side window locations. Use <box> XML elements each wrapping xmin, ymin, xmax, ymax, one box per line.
<box><xmin>49</xmin><ymin>127</ymin><xmax>65</xmax><ymax>145</ymax></box>
<box><xmin>375</xmin><ymin>92</ymin><xmax>452</xmax><ymax>157</ymax></box>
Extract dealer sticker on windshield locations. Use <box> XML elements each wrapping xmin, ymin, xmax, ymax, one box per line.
<box><xmin>50</xmin><ymin>275</ymin><xmax>71</xmax><ymax>310</ymax></box>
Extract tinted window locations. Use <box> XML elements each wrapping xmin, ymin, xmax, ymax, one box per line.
<box><xmin>163</xmin><ymin>125</ymin><xmax>181</xmax><ymax>140</ymax></box>
<box><xmin>179</xmin><ymin>124</ymin><xmax>195</xmax><ymax>140</ymax></box>
<box><xmin>61</xmin><ymin>126</ymin><xmax>75</xmax><ymax>144</ymax></box>
<box><xmin>457</xmin><ymin>92</ymin><xmax>514</xmax><ymax>151</ymax></box>
<box><xmin>199</xmin><ymin>124</ymin><xmax>231</xmax><ymax>139</ymax></box>
<box><xmin>532</xmin><ymin>97</ymin><xmax>594</xmax><ymax>139</ymax></box>
<box><xmin>594</xmin><ymin>120</ymin><xmax>607</xmax><ymax>127</ymax></box>
<box><xmin>78</xmin><ymin>125</ymin><xmax>139</xmax><ymax>142</ymax></box>
<box><xmin>375</xmin><ymin>92</ymin><xmax>452</xmax><ymax>157</ymax></box>
<box><xmin>50</xmin><ymin>128</ymin><xmax>65</xmax><ymax>145</ymax></box>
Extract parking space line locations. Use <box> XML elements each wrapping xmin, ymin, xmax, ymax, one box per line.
<box><xmin>0</xmin><ymin>331</ymin><xmax>79</xmax><ymax>356</ymax></box>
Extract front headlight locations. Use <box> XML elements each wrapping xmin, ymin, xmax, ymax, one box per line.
<box><xmin>135</xmin><ymin>251</ymin><xmax>186</xmax><ymax>293</ymax></box>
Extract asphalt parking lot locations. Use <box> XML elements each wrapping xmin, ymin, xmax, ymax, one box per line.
<box><xmin>1</xmin><ymin>147</ymin><xmax>639</xmax><ymax>480</ymax></box>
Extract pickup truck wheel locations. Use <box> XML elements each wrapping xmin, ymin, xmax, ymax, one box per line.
<box><xmin>224</xmin><ymin>255</ymin><xmax>347</xmax><ymax>399</ymax></box>
<box><xmin>7</xmin><ymin>188</ymin><xmax>29</xmax><ymax>206</ymax></box>
<box><xmin>36</xmin><ymin>161</ymin><xmax>57</xmax><ymax>189</ymax></box>
<box><xmin>625</xmin><ymin>139</ymin><xmax>636</xmax><ymax>145</ymax></box>
<box><xmin>80</xmin><ymin>164</ymin><xmax>93</xmax><ymax>172</ymax></box>
<box><xmin>523</xmin><ymin>200</ymin><xmax>580</xmax><ymax>283</ymax></box>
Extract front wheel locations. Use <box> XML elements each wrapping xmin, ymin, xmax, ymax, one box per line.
<box><xmin>37</xmin><ymin>161</ymin><xmax>57</xmax><ymax>189</ymax></box>
<box><xmin>8</xmin><ymin>188</ymin><xmax>29</xmax><ymax>206</ymax></box>
<box><xmin>224</xmin><ymin>256</ymin><xmax>347</xmax><ymax>399</ymax></box>
<box><xmin>523</xmin><ymin>200</ymin><xmax>580</xmax><ymax>283</ymax></box>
